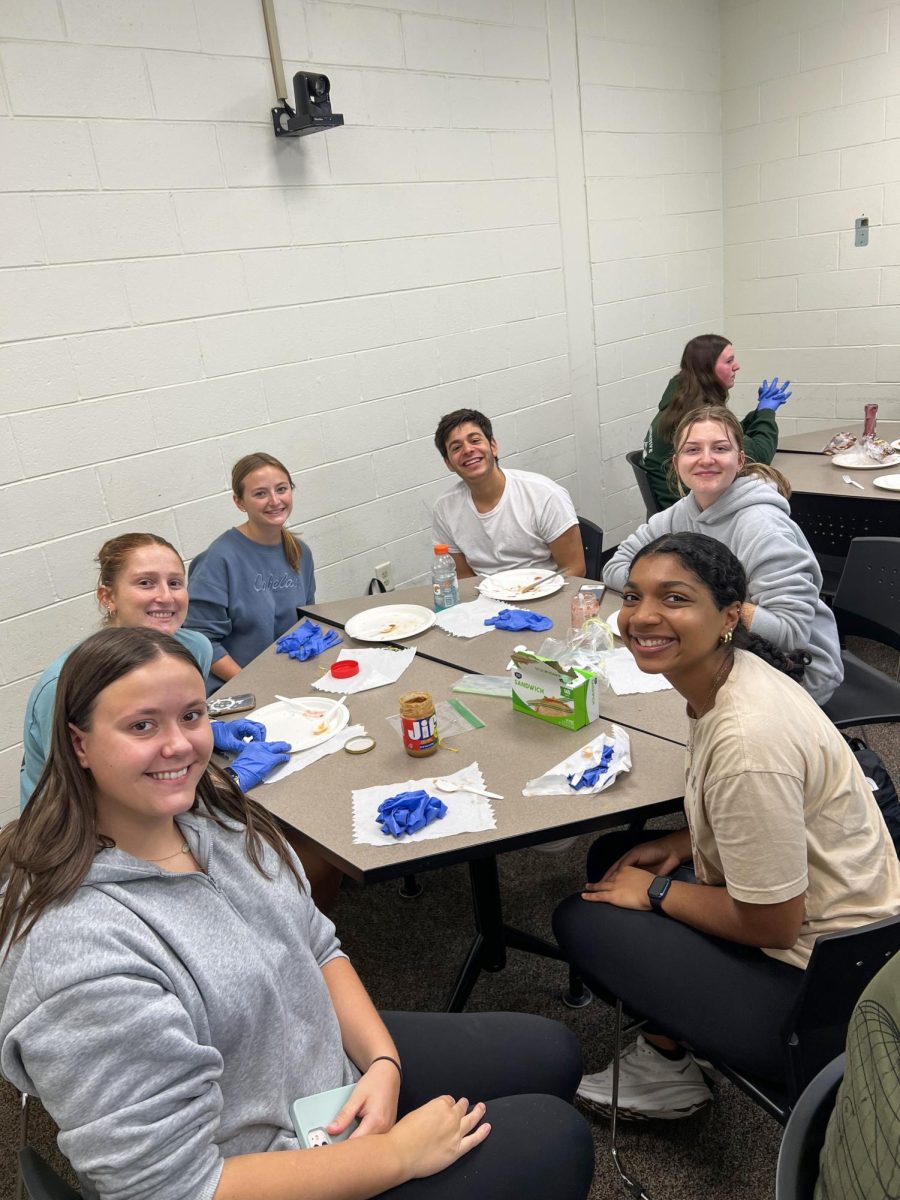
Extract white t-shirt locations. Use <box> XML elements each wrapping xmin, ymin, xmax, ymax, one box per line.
<box><xmin>432</xmin><ymin>469</ymin><xmax>578</xmax><ymax>576</ymax></box>
<box><xmin>686</xmin><ymin>650</ymin><xmax>900</xmax><ymax>969</ymax></box>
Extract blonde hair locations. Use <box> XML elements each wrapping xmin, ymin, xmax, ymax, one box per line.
<box><xmin>670</xmin><ymin>406</ymin><xmax>791</xmax><ymax>500</ymax></box>
<box><xmin>96</xmin><ymin>533</ymin><xmax>184</xmax><ymax>623</ymax></box>
<box><xmin>231</xmin><ymin>453</ymin><xmax>302</xmax><ymax>572</ymax></box>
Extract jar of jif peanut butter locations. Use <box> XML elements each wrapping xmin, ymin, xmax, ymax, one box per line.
<box><xmin>398</xmin><ymin>691</ymin><xmax>438</xmax><ymax>757</ymax></box>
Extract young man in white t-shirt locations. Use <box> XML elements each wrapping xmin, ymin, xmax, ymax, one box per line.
<box><xmin>432</xmin><ymin>409</ymin><xmax>586</xmax><ymax>579</ymax></box>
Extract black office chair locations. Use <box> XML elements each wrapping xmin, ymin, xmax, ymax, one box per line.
<box><xmin>788</xmin><ymin>493</ymin><xmax>896</xmax><ymax>602</ymax></box>
<box><xmin>578</xmin><ymin>517</ymin><xmax>604</xmax><ymax>581</ymax></box>
<box><xmin>625</xmin><ymin>451</ymin><xmax>661</xmax><ymax>520</ymax></box>
<box><xmin>18</xmin><ymin>1149</ymin><xmax>81</xmax><ymax>1200</ymax></box>
<box><xmin>775</xmin><ymin>1055</ymin><xmax>844</xmax><ymax>1200</ymax></box>
<box><xmin>822</xmin><ymin>537</ymin><xmax>900</xmax><ymax>729</ymax></box>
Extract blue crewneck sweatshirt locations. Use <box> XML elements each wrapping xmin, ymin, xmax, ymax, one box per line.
<box><xmin>185</xmin><ymin>528</ymin><xmax>316</xmax><ymax>694</ymax></box>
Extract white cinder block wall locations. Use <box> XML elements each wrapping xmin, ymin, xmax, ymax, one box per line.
<box><xmin>722</xmin><ymin>0</ymin><xmax>900</xmax><ymax>429</ymax></box>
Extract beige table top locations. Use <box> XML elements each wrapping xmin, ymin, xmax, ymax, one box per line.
<box><xmin>773</xmin><ymin>450</ymin><xmax>900</xmax><ymax>501</ymax></box>
<box><xmin>215</xmin><ymin>638</ymin><xmax>686</xmax><ymax>883</ymax></box>
<box><xmin>300</xmin><ymin>581</ymin><xmax>689</xmax><ymax>746</ymax></box>
<box><xmin>778</xmin><ymin>421</ymin><xmax>900</xmax><ymax>455</ymax></box>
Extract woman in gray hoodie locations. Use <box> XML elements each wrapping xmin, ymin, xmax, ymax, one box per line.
<box><xmin>604</xmin><ymin>406</ymin><xmax>843</xmax><ymax>704</ymax></box>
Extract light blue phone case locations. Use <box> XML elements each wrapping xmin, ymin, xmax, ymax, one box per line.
<box><xmin>290</xmin><ymin>1083</ymin><xmax>358</xmax><ymax>1148</ymax></box>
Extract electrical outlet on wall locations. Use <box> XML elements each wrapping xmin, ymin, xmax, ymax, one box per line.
<box><xmin>374</xmin><ymin>561</ymin><xmax>394</xmax><ymax>591</ymax></box>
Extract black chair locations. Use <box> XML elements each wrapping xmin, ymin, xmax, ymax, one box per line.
<box><xmin>625</xmin><ymin>450</ymin><xmax>661</xmax><ymax>520</ymax></box>
<box><xmin>18</xmin><ymin>1149</ymin><xmax>81</xmax><ymax>1200</ymax></box>
<box><xmin>822</xmin><ymin>537</ymin><xmax>900</xmax><ymax>729</ymax></box>
<box><xmin>788</xmin><ymin>493</ymin><xmax>896</xmax><ymax>602</ymax></box>
<box><xmin>578</xmin><ymin>516</ymin><xmax>604</xmax><ymax>581</ymax></box>
<box><xmin>775</xmin><ymin>1055</ymin><xmax>844</xmax><ymax>1200</ymax></box>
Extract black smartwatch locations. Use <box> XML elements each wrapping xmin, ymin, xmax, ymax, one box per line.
<box><xmin>647</xmin><ymin>875</ymin><xmax>672</xmax><ymax>914</ymax></box>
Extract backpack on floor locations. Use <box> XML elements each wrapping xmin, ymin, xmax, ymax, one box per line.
<box><xmin>844</xmin><ymin>735</ymin><xmax>900</xmax><ymax>859</ymax></box>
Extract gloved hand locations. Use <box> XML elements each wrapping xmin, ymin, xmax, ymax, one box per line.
<box><xmin>483</xmin><ymin>608</ymin><xmax>553</xmax><ymax>632</ymax></box>
<box><xmin>276</xmin><ymin>620</ymin><xmax>342</xmax><ymax>661</ymax></box>
<box><xmin>228</xmin><ymin>740</ymin><xmax>291</xmax><ymax>791</ymax></box>
<box><xmin>756</xmin><ymin>377</ymin><xmax>791</xmax><ymax>411</ymax></box>
<box><xmin>568</xmin><ymin>744</ymin><xmax>615</xmax><ymax>791</ymax></box>
<box><xmin>376</xmin><ymin>790</ymin><xmax>447</xmax><ymax>838</ymax></box>
<box><xmin>211</xmin><ymin>718</ymin><xmax>266</xmax><ymax>754</ymax></box>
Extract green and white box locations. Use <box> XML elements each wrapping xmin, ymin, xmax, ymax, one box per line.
<box><xmin>510</xmin><ymin>650</ymin><xmax>601</xmax><ymax>732</ymax></box>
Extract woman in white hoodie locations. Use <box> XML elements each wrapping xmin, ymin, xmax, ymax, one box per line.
<box><xmin>604</xmin><ymin>406</ymin><xmax>843</xmax><ymax>704</ymax></box>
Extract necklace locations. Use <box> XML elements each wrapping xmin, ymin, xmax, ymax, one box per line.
<box><xmin>687</xmin><ymin>650</ymin><xmax>734</xmax><ymax>753</ymax></box>
<box><xmin>145</xmin><ymin>843</ymin><xmax>190</xmax><ymax>863</ymax></box>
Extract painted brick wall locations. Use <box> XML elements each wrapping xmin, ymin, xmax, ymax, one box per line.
<box><xmin>721</xmin><ymin>0</ymin><xmax>900</xmax><ymax>432</ymax></box>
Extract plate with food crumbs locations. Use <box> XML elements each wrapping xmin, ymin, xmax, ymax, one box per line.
<box><xmin>345</xmin><ymin>604</ymin><xmax>436</xmax><ymax>643</ymax></box>
<box><xmin>477</xmin><ymin>569</ymin><xmax>566</xmax><ymax>602</ymax></box>
<box><xmin>251</xmin><ymin>698</ymin><xmax>350</xmax><ymax>753</ymax></box>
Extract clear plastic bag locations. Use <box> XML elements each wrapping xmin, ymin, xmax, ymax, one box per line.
<box><xmin>537</xmin><ymin>617</ymin><xmax>615</xmax><ymax>687</ymax></box>
<box><xmin>452</xmin><ymin>674</ymin><xmax>513</xmax><ymax>698</ymax></box>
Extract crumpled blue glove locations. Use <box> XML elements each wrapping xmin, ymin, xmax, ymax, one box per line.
<box><xmin>567</xmin><ymin>744</ymin><xmax>615</xmax><ymax>791</ymax></box>
<box><xmin>212</xmin><ymin>718</ymin><xmax>266</xmax><ymax>754</ymax></box>
<box><xmin>483</xmin><ymin>608</ymin><xmax>553</xmax><ymax>632</ymax></box>
<box><xmin>756</xmin><ymin>377</ymin><xmax>791</xmax><ymax>411</ymax></box>
<box><xmin>276</xmin><ymin>620</ymin><xmax>342</xmax><ymax>661</ymax></box>
<box><xmin>228</xmin><ymin>740</ymin><xmax>291</xmax><ymax>791</ymax></box>
<box><xmin>376</xmin><ymin>790</ymin><xmax>447</xmax><ymax>838</ymax></box>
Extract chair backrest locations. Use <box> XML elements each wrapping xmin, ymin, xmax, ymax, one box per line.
<box><xmin>831</xmin><ymin>537</ymin><xmax>900</xmax><ymax>650</ymax></box>
<box><xmin>785</xmin><ymin>913</ymin><xmax>900</xmax><ymax>1102</ymax></box>
<box><xmin>18</xmin><ymin>1149</ymin><xmax>82</xmax><ymax>1200</ymax></box>
<box><xmin>788</xmin><ymin>496</ymin><xmax>897</xmax><ymax>602</ymax></box>
<box><xmin>625</xmin><ymin>450</ymin><xmax>661</xmax><ymax>520</ymax></box>
<box><xmin>775</xmin><ymin>1055</ymin><xmax>844</xmax><ymax>1200</ymax></box>
<box><xmin>578</xmin><ymin>517</ymin><xmax>604</xmax><ymax>581</ymax></box>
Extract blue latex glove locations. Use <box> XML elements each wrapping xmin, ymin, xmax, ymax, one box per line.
<box><xmin>376</xmin><ymin>789</ymin><xmax>447</xmax><ymax>838</ymax></box>
<box><xmin>756</xmin><ymin>377</ymin><xmax>791</xmax><ymax>411</ymax></box>
<box><xmin>211</xmin><ymin>718</ymin><xmax>266</xmax><ymax>754</ymax></box>
<box><xmin>228</xmin><ymin>740</ymin><xmax>291</xmax><ymax>791</ymax></box>
<box><xmin>568</xmin><ymin>744</ymin><xmax>615</xmax><ymax>791</ymax></box>
<box><xmin>276</xmin><ymin>620</ymin><xmax>342</xmax><ymax>662</ymax></box>
<box><xmin>483</xmin><ymin>608</ymin><xmax>553</xmax><ymax>632</ymax></box>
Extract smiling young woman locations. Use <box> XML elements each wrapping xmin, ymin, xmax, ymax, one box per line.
<box><xmin>604</xmin><ymin>406</ymin><xmax>843</xmax><ymax>705</ymax></box>
<box><xmin>1</xmin><ymin>628</ymin><xmax>594</xmax><ymax>1200</ymax></box>
<box><xmin>555</xmin><ymin>532</ymin><xmax>900</xmax><ymax>1122</ymax></box>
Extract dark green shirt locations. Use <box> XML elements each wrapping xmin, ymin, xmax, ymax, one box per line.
<box><xmin>642</xmin><ymin>375</ymin><xmax>779</xmax><ymax>510</ymax></box>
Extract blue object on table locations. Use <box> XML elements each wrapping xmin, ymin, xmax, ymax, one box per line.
<box><xmin>756</xmin><ymin>377</ymin><xmax>791</xmax><ymax>411</ymax></box>
<box><xmin>483</xmin><ymin>609</ymin><xmax>553</xmax><ymax>632</ymax></box>
<box><xmin>212</xmin><ymin>718</ymin><xmax>266</xmax><ymax>754</ymax></box>
<box><xmin>229</xmin><ymin>740</ymin><xmax>292</xmax><ymax>791</ymax></box>
<box><xmin>276</xmin><ymin>620</ymin><xmax>342</xmax><ymax>661</ymax></box>
<box><xmin>377</xmin><ymin>789</ymin><xmax>448</xmax><ymax>838</ymax></box>
<box><xmin>568</xmin><ymin>743</ymin><xmax>615</xmax><ymax>791</ymax></box>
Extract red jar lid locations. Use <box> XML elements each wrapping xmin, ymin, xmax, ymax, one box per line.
<box><xmin>331</xmin><ymin>659</ymin><xmax>359</xmax><ymax>678</ymax></box>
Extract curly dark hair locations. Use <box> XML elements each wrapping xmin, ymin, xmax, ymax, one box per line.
<box><xmin>631</xmin><ymin>532</ymin><xmax>811</xmax><ymax>683</ymax></box>
<box><xmin>433</xmin><ymin>409</ymin><xmax>495</xmax><ymax>461</ymax></box>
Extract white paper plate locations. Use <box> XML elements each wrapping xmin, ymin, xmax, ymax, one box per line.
<box><xmin>606</xmin><ymin>607</ymin><xmax>623</xmax><ymax>637</ymax></box>
<box><xmin>873</xmin><ymin>473</ymin><xmax>900</xmax><ymax>492</ymax></box>
<box><xmin>891</xmin><ymin>439</ymin><xmax>900</xmax><ymax>452</ymax></box>
<box><xmin>344</xmin><ymin>604</ymin><xmax>435</xmax><ymax>642</ymax></box>
<box><xmin>832</xmin><ymin>450</ymin><xmax>900</xmax><ymax>469</ymax></box>
<box><xmin>477</xmin><ymin>569</ymin><xmax>565</xmax><ymax>602</ymax></box>
<box><xmin>252</xmin><ymin>697</ymin><xmax>350</xmax><ymax>753</ymax></box>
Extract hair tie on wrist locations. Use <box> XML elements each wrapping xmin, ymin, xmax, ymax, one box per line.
<box><xmin>369</xmin><ymin>1054</ymin><xmax>402</xmax><ymax>1079</ymax></box>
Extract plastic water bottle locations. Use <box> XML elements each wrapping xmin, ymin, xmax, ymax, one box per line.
<box><xmin>432</xmin><ymin>544</ymin><xmax>459</xmax><ymax>612</ymax></box>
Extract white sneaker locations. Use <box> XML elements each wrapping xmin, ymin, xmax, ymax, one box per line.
<box><xmin>577</xmin><ymin>1035</ymin><xmax>713</xmax><ymax>1121</ymax></box>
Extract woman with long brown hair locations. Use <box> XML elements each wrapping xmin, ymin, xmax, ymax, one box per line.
<box><xmin>642</xmin><ymin>333</ymin><xmax>790</xmax><ymax>510</ymax></box>
<box><xmin>185</xmin><ymin>452</ymin><xmax>316</xmax><ymax>694</ymax></box>
<box><xmin>1</xmin><ymin>628</ymin><xmax>593</xmax><ymax>1200</ymax></box>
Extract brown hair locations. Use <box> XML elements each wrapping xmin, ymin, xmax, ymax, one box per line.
<box><xmin>671</xmin><ymin>406</ymin><xmax>791</xmax><ymax>500</ymax></box>
<box><xmin>659</xmin><ymin>334</ymin><xmax>732</xmax><ymax>442</ymax></box>
<box><xmin>231</xmin><ymin>453</ymin><xmax>302</xmax><ymax>572</ymax></box>
<box><xmin>433</xmin><ymin>409</ymin><xmax>496</xmax><ymax>461</ymax></box>
<box><xmin>0</xmin><ymin>628</ymin><xmax>303</xmax><ymax>954</ymax></box>
<box><xmin>96</xmin><ymin>533</ymin><xmax>184</xmax><ymax>623</ymax></box>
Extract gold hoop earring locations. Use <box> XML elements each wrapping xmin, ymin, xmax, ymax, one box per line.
<box><xmin>719</xmin><ymin>629</ymin><xmax>733</xmax><ymax>645</ymax></box>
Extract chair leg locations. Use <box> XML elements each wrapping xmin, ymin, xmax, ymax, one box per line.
<box><xmin>16</xmin><ymin>1091</ymin><xmax>30</xmax><ymax>1200</ymax></box>
<box><xmin>610</xmin><ymin>1001</ymin><xmax>652</xmax><ymax>1200</ymax></box>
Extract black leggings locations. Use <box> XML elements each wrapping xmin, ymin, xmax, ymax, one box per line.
<box><xmin>378</xmin><ymin>1011</ymin><xmax>594</xmax><ymax>1200</ymax></box>
<box><xmin>552</xmin><ymin>831</ymin><xmax>805</xmax><ymax>1084</ymax></box>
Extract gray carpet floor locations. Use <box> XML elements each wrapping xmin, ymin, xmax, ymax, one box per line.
<box><xmin>2</xmin><ymin>636</ymin><xmax>897</xmax><ymax>1199</ymax></box>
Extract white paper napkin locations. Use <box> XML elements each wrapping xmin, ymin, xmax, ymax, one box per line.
<box><xmin>434</xmin><ymin>596</ymin><xmax>506</xmax><ymax>638</ymax></box>
<box><xmin>522</xmin><ymin>725</ymin><xmax>632</xmax><ymax>797</ymax></box>
<box><xmin>602</xmin><ymin>647</ymin><xmax>672</xmax><ymax>695</ymax></box>
<box><xmin>312</xmin><ymin>647</ymin><xmax>417</xmax><ymax>694</ymax></box>
<box><xmin>352</xmin><ymin>761</ymin><xmax>497</xmax><ymax>847</ymax></box>
<box><xmin>264</xmin><ymin>724</ymin><xmax>367</xmax><ymax>783</ymax></box>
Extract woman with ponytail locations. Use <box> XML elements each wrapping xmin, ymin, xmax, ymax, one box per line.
<box><xmin>555</xmin><ymin>532</ymin><xmax>900</xmax><ymax>1122</ymax></box>
<box><xmin>186</xmin><ymin>453</ymin><xmax>316</xmax><ymax>694</ymax></box>
<box><xmin>605</xmin><ymin>405</ymin><xmax>842</xmax><ymax>704</ymax></box>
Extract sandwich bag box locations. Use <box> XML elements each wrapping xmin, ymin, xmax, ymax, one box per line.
<box><xmin>510</xmin><ymin>650</ymin><xmax>600</xmax><ymax>731</ymax></box>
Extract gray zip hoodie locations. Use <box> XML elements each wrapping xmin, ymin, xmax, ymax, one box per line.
<box><xmin>603</xmin><ymin>475</ymin><xmax>844</xmax><ymax>704</ymax></box>
<box><xmin>0</xmin><ymin>809</ymin><xmax>355</xmax><ymax>1200</ymax></box>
